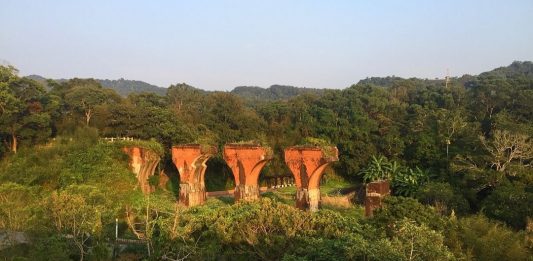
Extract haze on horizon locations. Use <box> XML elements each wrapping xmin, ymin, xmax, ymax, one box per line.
<box><xmin>1</xmin><ymin>0</ymin><xmax>532</xmax><ymax>90</ymax></box>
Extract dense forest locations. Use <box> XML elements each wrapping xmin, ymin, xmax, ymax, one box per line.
<box><xmin>0</xmin><ymin>61</ymin><xmax>532</xmax><ymax>260</ymax></box>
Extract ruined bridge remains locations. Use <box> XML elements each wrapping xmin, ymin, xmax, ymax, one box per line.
<box><xmin>223</xmin><ymin>144</ymin><xmax>273</xmax><ymax>201</ymax></box>
<box><xmin>122</xmin><ymin>147</ymin><xmax>161</xmax><ymax>194</ymax></box>
<box><xmin>171</xmin><ymin>144</ymin><xmax>217</xmax><ymax>206</ymax></box>
<box><xmin>284</xmin><ymin>146</ymin><xmax>339</xmax><ymax>211</ymax></box>
<box><xmin>364</xmin><ymin>180</ymin><xmax>390</xmax><ymax>217</ymax></box>
<box><xmin>122</xmin><ymin>141</ymin><xmax>345</xmax><ymax>212</ymax></box>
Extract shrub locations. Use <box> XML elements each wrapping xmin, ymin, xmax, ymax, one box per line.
<box><xmin>416</xmin><ymin>182</ymin><xmax>470</xmax><ymax>215</ymax></box>
<box><xmin>372</xmin><ymin>196</ymin><xmax>446</xmax><ymax>232</ymax></box>
<box><xmin>481</xmin><ymin>182</ymin><xmax>533</xmax><ymax>229</ymax></box>
<box><xmin>446</xmin><ymin>214</ymin><xmax>530</xmax><ymax>261</ymax></box>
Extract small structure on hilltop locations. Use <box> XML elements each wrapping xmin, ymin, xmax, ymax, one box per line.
<box><xmin>284</xmin><ymin>145</ymin><xmax>338</xmax><ymax>211</ymax></box>
<box><xmin>223</xmin><ymin>143</ymin><xmax>273</xmax><ymax>201</ymax></box>
<box><xmin>171</xmin><ymin>144</ymin><xmax>217</xmax><ymax>206</ymax></box>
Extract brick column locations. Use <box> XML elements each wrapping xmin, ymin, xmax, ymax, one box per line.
<box><xmin>364</xmin><ymin>180</ymin><xmax>390</xmax><ymax>217</ymax></box>
<box><xmin>122</xmin><ymin>147</ymin><xmax>161</xmax><ymax>194</ymax></box>
<box><xmin>223</xmin><ymin>144</ymin><xmax>272</xmax><ymax>201</ymax></box>
<box><xmin>171</xmin><ymin>144</ymin><xmax>216</xmax><ymax>206</ymax></box>
<box><xmin>284</xmin><ymin>146</ymin><xmax>338</xmax><ymax>211</ymax></box>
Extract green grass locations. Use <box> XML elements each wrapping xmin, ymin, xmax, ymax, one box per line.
<box><xmin>321</xmin><ymin>202</ymin><xmax>365</xmax><ymax>218</ymax></box>
<box><xmin>321</xmin><ymin>179</ymin><xmax>353</xmax><ymax>195</ymax></box>
<box><xmin>200</xmin><ymin>178</ymin><xmax>360</xmax><ymax>216</ymax></box>
<box><xmin>205</xmin><ymin>196</ymin><xmax>235</xmax><ymax>206</ymax></box>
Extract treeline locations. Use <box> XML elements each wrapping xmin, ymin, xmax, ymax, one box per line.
<box><xmin>2</xmin><ymin>62</ymin><xmax>533</xmax><ymax>217</ymax></box>
<box><xmin>0</xmin><ymin>61</ymin><xmax>532</xmax><ymax>260</ymax></box>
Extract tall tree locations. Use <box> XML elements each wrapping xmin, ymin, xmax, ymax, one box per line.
<box><xmin>0</xmin><ymin>67</ymin><xmax>51</xmax><ymax>153</ymax></box>
<box><xmin>63</xmin><ymin>79</ymin><xmax>121</xmax><ymax>126</ymax></box>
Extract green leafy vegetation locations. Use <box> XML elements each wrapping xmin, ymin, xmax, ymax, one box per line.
<box><xmin>1</xmin><ymin>61</ymin><xmax>532</xmax><ymax>259</ymax></box>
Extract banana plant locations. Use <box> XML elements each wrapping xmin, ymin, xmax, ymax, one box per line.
<box><xmin>359</xmin><ymin>155</ymin><xmax>393</xmax><ymax>183</ymax></box>
<box><xmin>393</xmin><ymin>167</ymin><xmax>429</xmax><ymax>197</ymax></box>
<box><xmin>359</xmin><ymin>155</ymin><xmax>429</xmax><ymax>197</ymax></box>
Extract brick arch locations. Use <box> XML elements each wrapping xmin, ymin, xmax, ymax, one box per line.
<box><xmin>122</xmin><ymin>147</ymin><xmax>161</xmax><ymax>194</ymax></box>
<box><xmin>171</xmin><ymin>144</ymin><xmax>217</xmax><ymax>206</ymax></box>
<box><xmin>223</xmin><ymin>144</ymin><xmax>273</xmax><ymax>201</ymax></box>
<box><xmin>284</xmin><ymin>146</ymin><xmax>338</xmax><ymax>211</ymax></box>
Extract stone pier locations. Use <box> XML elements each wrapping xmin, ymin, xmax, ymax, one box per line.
<box><xmin>223</xmin><ymin>144</ymin><xmax>272</xmax><ymax>201</ymax></box>
<box><xmin>364</xmin><ymin>180</ymin><xmax>390</xmax><ymax>217</ymax></box>
<box><xmin>284</xmin><ymin>146</ymin><xmax>338</xmax><ymax>211</ymax></box>
<box><xmin>122</xmin><ymin>147</ymin><xmax>161</xmax><ymax>194</ymax></box>
<box><xmin>171</xmin><ymin>144</ymin><xmax>216</xmax><ymax>206</ymax></box>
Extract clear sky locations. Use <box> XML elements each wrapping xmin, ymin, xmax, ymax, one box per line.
<box><xmin>1</xmin><ymin>0</ymin><xmax>532</xmax><ymax>90</ymax></box>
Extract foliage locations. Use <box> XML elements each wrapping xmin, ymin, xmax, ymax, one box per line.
<box><xmin>359</xmin><ymin>155</ymin><xmax>429</xmax><ymax>196</ymax></box>
<box><xmin>231</xmin><ymin>84</ymin><xmax>324</xmax><ymax>101</ymax></box>
<box><xmin>47</xmin><ymin>186</ymin><xmax>104</xmax><ymax>260</ymax></box>
<box><xmin>0</xmin><ymin>67</ymin><xmax>51</xmax><ymax>153</ymax></box>
<box><xmin>416</xmin><ymin>182</ymin><xmax>470</xmax><ymax>215</ymax></box>
<box><xmin>478</xmin><ymin>130</ymin><xmax>533</xmax><ymax>173</ymax></box>
<box><xmin>1</xmin><ymin>62</ymin><xmax>533</xmax><ymax>260</ymax></box>
<box><xmin>152</xmin><ymin>198</ymin><xmax>452</xmax><ymax>260</ymax></box>
<box><xmin>445</xmin><ymin>214</ymin><xmax>530</xmax><ymax>261</ymax></box>
<box><xmin>358</xmin><ymin>155</ymin><xmax>399</xmax><ymax>182</ymax></box>
<box><xmin>389</xmin><ymin>218</ymin><xmax>455</xmax><ymax>261</ymax></box>
<box><xmin>393</xmin><ymin>166</ymin><xmax>429</xmax><ymax>197</ymax></box>
<box><xmin>372</xmin><ymin>196</ymin><xmax>446</xmax><ymax>232</ymax></box>
<box><xmin>299</xmin><ymin>137</ymin><xmax>338</xmax><ymax>159</ymax></box>
<box><xmin>0</xmin><ymin>182</ymin><xmax>38</xmax><ymax>231</ymax></box>
<box><xmin>481</xmin><ymin>182</ymin><xmax>533</xmax><ymax>229</ymax></box>
<box><xmin>115</xmin><ymin>139</ymin><xmax>165</xmax><ymax>156</ymax></box>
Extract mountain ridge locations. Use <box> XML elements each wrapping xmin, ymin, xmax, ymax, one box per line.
<box><xmin>23</xmin><ymin>61</ymin><xmax>533</xmax><ymax>99</ymax></box>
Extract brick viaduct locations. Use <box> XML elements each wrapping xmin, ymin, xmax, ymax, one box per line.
<box><xmin>123</xmin><ymin>143</ymin><xmax>339</xmax><ymax>211</ymax></box>
<box><xmin>123</xmin><ymin>143</ymin><xmax>390</xmax><ymax>214</ymax></box>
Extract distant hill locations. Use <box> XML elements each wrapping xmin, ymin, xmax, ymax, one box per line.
<box><xmin>357</xmin><ymin>76</ymin><xmax>405</xmax><ymax>87</ymax></box>
<box><xmin>24</xmin><ymin>61</ymin><xmax>532</xmax><ymax>99</ymax></box>
<box><xmin>25</xmin><ymin>75</ymin><xmax>167</xmax><ymax>96</ymax></box>
<box><xmin>24</xmin><ymin>75</ymin><xmax>324</xmax><ymax>100</ymax></box>
<box><xmin>356</xmin><ymin>61</ymin><xmax>533</xmax><ymax>89</ymax></box>
<box><xmin>25</xmin><ymin>75</ymin><xmax>324</xmax><ymax>100</ymax></box>
<box><xmin>231</xmin><ymin>85</ymin><xmax>324</xmax><ymax>100</ymax></box>
<box><xmin>97</xmin><ymin>78</ymin><xmax>167</xmax><ymax>96</ymax></box>
<box><xmin>25</xmin><ymin>75</ymin><xmax>51</xmax><ymax>87</ymax></box>
<box><xmin>480</xmin><ymin>61</ymin><xmax>533</xmax><ymax>79</ymax></box>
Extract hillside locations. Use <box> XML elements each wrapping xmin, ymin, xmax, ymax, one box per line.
<box><xmin>25</xmin><ymin>75</ymin><xmax>167</xmax><ymax>96</ymax></box>
<box><xmin>25</xmin><ymin>75</ymin><xmax>326</xmax><ymax>100</ymax></box>
<box><xmin>97</xmin><ymin>78</ymin><xmax>167</xmax><ymax>96</ymax></box>
<box><xmin>480</xmin><ymin>61</ymin><xmax>533</xmax><ymax>79</ymax></box>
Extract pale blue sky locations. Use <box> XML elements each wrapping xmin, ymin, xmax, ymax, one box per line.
<box><xmin>1</xmin><ymin>0</ymin><xmax>532</xmax><ymax>90</ymax></box>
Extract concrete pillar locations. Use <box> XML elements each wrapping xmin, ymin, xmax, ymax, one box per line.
<box><xmin>223</xmin><ymin>144</ymin><xmax>272</xmax><ymax>202</ymax></box>
<box><xmin>171</xmin><ymin>144</ymin><xmax>216</xmax><ymax>207</ymax></box>
<box><xmin>284</xmin><ymin>146</ymin><xmax>338</xmax><ymax>211</ymax></box>
<box><xmin>364</xmin><ymin>180</ymin><xmax>390</xmax><ymax>217</ymax></box>
<box><xmin>122</xmin><ymin>147</ymin><xmax>161</xmax><ymax>194</ymax></box>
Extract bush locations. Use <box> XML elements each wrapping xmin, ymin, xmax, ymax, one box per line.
<box><xmin>446</xmin><ymin>214</ymin><xmax>530</xmax><ymax>261</ymax></box>
<box><xmin>0</xmin><ymin>183</ymin><xmax>38</xmax><ymax>231</ymax></box>
<box><xmin>389</xmin><ymin>219</ymin><xmax>455</xmax><ymax>261</ymax></box>
<box><xmin>482</xmin><ymin>182</ymin><xmax>533</xmax><ymax>229</ymax></box>
<box><xmin>372</xmin><ymin>196</ymin><xmax>446</xmax><ymax>232</ymax></box>
<box><xmin>152</xmin><ymin>198</ymin><xmax>400</xmax><ymax>260</ymax></box>
<box><xmin>416</xmin><ymin>182</ymin><xmax>470</xmax><ymax>215</ymax></box>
